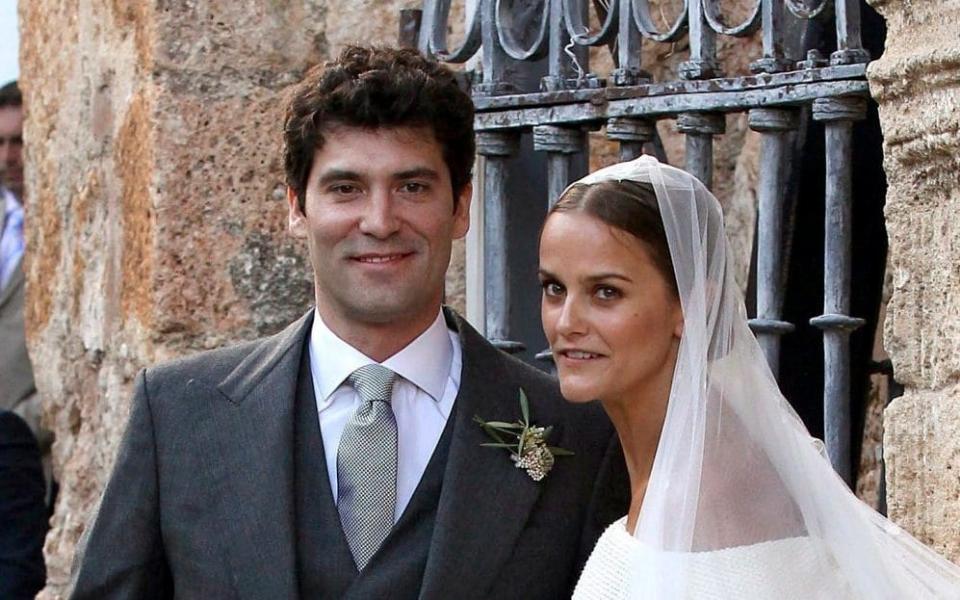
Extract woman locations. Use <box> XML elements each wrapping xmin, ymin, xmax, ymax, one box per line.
<box><xmin>538</xmin><ymin>155</ymin><xmax>960</xmax><ymax>598</ymax></box>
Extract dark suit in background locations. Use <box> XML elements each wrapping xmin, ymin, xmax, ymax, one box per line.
<box><xmin>0</xmin><ymin>410</ymin><xmax>47</xmax><ymax>600</ymax></box>
<box><xmin>69</xmin><ymin>310</ymin><xmax>628</xmax><ymax>599</ymax></box>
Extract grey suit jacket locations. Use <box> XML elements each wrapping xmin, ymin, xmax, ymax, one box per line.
<box><xmin>69</xmin><ymin>309</ymin><xmax>628</xmax><ymax>599</ymax></box>
<box><xmin>0</xmin><ymin>262</ymin><xmax>37</xmax><ymax>414</ymax></box>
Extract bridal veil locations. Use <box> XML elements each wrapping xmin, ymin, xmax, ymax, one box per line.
<box><xmin>572</xmin><ymin>155</ymin><xmax>960</xmax><ymax>598</ymax></box>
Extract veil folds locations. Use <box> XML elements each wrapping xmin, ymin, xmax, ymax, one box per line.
<box><xmin>571</xmin><ymin>155</ymin><xmax>960</xmax><ymax>598</ymax></box>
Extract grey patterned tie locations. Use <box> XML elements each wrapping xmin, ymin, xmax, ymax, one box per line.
<box><xmin>337</xmin><ymin>364</ymin><xmax>398</xmax><ymax>570</ymax></box>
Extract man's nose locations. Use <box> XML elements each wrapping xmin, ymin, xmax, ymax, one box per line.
<box><xmin>357</xmin><ymin>190</ymin><xmax>401</xmax><ymax>238</ymax></box>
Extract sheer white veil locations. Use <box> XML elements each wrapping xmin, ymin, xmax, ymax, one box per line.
<box><xmin>572</xmin><ymin>155</ymin><xmax>960</xmax><ymax>598</ymax></box>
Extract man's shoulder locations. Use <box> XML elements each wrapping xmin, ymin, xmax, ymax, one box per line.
<box><xmin>0</xmin><ymin>409</ymin><xmax>33</xmax><ymax>442</ymax></box>
<box><xmin>142</xmin><ymin>312</ymin><xmax>310</xmax><ymax>396</ymax></box>
<box><xmin>145</xmin><ymin>337</ymin><xmax>264</xmax><ymax>385</ymax></box>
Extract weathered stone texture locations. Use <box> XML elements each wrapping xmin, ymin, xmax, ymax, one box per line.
<box><xmin>868</xmin><ymin>0</ymin><xmax>960</xmax><ymax>563</ymax></box>
<box><xmin>20</xmin><ymin>1</ymin><xmax>416</xmax><ymax>596</ymax></box>
<box><xmin>884</xmin><ymin>384</ymin><xmax>960</xmax><ymax>559</ymax></box>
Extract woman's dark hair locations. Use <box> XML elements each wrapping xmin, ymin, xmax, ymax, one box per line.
<box><xmin>549</xmin><ymin>180</ymin><xmax>677</xmax><ymax>296</ymax></box>
<box><xmin>283</xmin><ymin>46</ymin><xmax>475</xmax><ymax>211</ymax></box>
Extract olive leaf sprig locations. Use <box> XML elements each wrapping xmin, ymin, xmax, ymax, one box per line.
<box><xmin>473</xmin><ymin>388</ymin><xmax>574</xmax><ymax>481</ymax></box>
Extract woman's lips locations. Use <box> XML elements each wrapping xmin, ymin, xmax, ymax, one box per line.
<box><xmin>555</xmin><ymin>349</ymin><xmax>606</xmax><ymax>362</ymax></box>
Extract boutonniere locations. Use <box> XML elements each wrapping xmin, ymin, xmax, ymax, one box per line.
<box><xmin>473</xmin><ymin>388</ymin><xmax>574</xmax><ymax>481</ymax></box>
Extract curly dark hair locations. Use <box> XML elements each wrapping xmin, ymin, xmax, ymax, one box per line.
<box><xmin>283</xmin><ymin>46</ymin><xmax>475</xmax><ymax>211</ymax></box>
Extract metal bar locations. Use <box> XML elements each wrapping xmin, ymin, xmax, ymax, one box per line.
<box><xmin>545</xmin><ymin>0</ymin><xmax>599</xmax><ymax>91</ymax></box>
<box><xmin>477</xmin><ymin>130</ymin><xmax>522</xmax><ymax>347</ymax></box>
<box><xmin>750</xmin><ymin>0</ymin><xmax>791</xmax><ymax>74</ymax></box>
<box><xmin>399</xmin><ymin>8</ymin><xmax>423</xmax><ymax>48</ymax></box>
<box><xmin>614</xmin><ymin>0</ymin><xmax>645</xmax><ymax>85</ymax></box>
<box><xmin>472</xmin><ymin>64</ymin><xmax>869</xmax><ymax>111</ymax></box>
<box><xmin>474</xmin><ymin>80</ymin><xmax>870</xmax><ymax>130</ymax></box>
<box><xmin>417</xmin><ymin>0</ymin><xmax>437</xmax><ymax>55</ymax></box>
<box><xmin>533</xmin><ymin>124</ymin><xmax>586</xmax><ymax>206</ymax></box>
<box><xmin>681</xmin><ymin>0</ymin><xmax>721</xmax><ymax>80</ymax></box>
<box><xmin>546</xmin><ymin>154</ymin><xmax>570</xmax><ymax>207</ymax></box>
<box><xmin>685</xmin><ymin>133</ymin><xmax>713</xmax><ymax>189</ymax></box>
<box><xmin>545</xmin><ymin>0</ymin><xmax>569</xmax><ymax>90</ymax></box>
<box><xmin>478</xmin><ymin>0</ymin><xmax>516</xmax><ymax>95</ymax></box>
<box><xmin>606</xmin><ymin>117</ymin><xmax>655</xmax><ymax>162</ymax></box>
<box><xmin>810</xmin><ymin>97</ymin><xmax>867</xmax><ymax>486</ymax></box>
<box><xmin>747</xmin><ymin>108</ymin><xmax>799</xmax><ymax>376</ymax></box>
<box><xmin>832</xmin><ymin>0</ymin><xmax>870</xmax><ymax>65</ymax></box>
<box><xmin>677</xmin><ymin>112</ymin><xmax>725</xmax><ymax>189</ymax></box>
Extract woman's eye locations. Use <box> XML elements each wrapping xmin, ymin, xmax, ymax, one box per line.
<box><xmin>595</xmin><ymin>286</ymin><xmax>620</xmax><ymax>300</ymax></box>
<box><xmin>542</xmin><ymin>281</ymin><xmax>564</xmax><ymax>297</ymax></box>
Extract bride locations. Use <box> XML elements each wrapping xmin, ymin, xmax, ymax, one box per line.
<box><xmin>537</xmin><ymin>155</ymin><xmax>960</xmax><ymax>598</ymax></box>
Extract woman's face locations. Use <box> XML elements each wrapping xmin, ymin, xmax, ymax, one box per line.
<box><xmin>539</xmin><ymin>211</ymin><xmax>683</xmax><ymax>405</ymax></box>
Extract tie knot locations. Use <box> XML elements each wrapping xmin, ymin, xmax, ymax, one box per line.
<box><xmin>347</xmin><ymin>364</ymin><xmax>397</xmax><ymax>404</ymax></box>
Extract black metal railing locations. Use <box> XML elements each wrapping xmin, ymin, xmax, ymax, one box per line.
<box><xmin>415</xmin><ymin>0</ymin><xmax>872</xmax><ymax>485</ymax></box>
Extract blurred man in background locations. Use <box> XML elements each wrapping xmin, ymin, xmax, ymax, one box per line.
<box><xmin>0</xmin><ymin>80</ymin><xmax>37</xmax><ymax>431</ymax></box>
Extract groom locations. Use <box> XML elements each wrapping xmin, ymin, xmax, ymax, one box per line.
<box><xmin>70</xmin><ymin>46</ymin><xmax>627</xmax><ymax>599</ymax></box>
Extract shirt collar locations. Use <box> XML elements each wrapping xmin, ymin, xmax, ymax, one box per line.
<box><xmin>309</xmin><ymin>308</ymin><xmax>454</xmax><ymax>403</ymax></box>
<box><xmin>2</xmin><ymin>187</ymin><xmax>19</xmax><ymax>214</ymax></box>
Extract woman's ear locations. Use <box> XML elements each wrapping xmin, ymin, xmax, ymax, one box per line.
<box><xmin>672</xmin><ymin>302</ymin><xmax>684</xmax><ymax>339</ymax></box>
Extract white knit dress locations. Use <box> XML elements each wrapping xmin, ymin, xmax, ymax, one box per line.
<box><xmin>573</xmin><ymin>517</ymin><xmax>854</xmax><ymax>599</ymax></box>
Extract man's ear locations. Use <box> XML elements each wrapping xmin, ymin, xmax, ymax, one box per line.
<box><xmin>451</xmin><ymin>181</ymin><xmax>472</xmax><ymax>240</ymax></box>
<box><xmin>287</xmin><ymin>186</ymin><xmax>307</xmax><ymax>237</ymax></box>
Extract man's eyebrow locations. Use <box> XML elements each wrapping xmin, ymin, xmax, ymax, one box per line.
<box><xmin>315</xmin><ymin>169</ymin><xmax>363</xmax><ymax>185</ymax></box>
<box><xmin>394</xmin><ymin>167</ymin><xmax>441</xmax><ymax>181</ymax></box>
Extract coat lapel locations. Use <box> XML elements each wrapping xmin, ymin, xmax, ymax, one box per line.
<box><xmin>0</xmin><ymin>258</ymin><xmax>23</xmax><ymax>309</ymax></box>
<box><xmin>419</xmin><ymin>312</ymin><xmax>544</xmax><ymax>599</ymax></box>
<box><xmin>194</xmin><ymin>310</ymin><xmax>314</xmax><ymax>600</ymax></box>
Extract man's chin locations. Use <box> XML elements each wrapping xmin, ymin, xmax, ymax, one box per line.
<box><xmin>341</xmin><ymin>296</ymin><xmax>439</xmax><ymax>326</ymax></box>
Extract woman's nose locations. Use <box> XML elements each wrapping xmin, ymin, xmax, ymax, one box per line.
<box><xmin>555</xmin><ymin>297</ymin><xmax>586</xmax><ymax>337</ymax></box>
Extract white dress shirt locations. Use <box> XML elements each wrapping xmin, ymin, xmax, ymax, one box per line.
<box><xmin>308</xmin><ymin>308</ymin><xmax>461</xmax><ymax>522</ymax></box>
<box><xmin>0</xmin><ymin>187</ymin><xmax>23</xmax><ymax>291</ymax></box>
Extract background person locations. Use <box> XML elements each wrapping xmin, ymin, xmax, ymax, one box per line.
<box><xmin>0</xmin><ymin>409</ymin><xmax>48</xmax><ymax>600</ymax></box>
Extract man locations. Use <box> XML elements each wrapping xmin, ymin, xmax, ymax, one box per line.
<box><xmin>0</xmin><ymin>81</ymin><xmax>37</xmax><ymax>431</ymax></box>
<box><xmin>0</xmin><ymin>410</ymin><xmax>47</xmax><ymax>600</ymax></box>
<box><xmin>70</xmin><ymin>46</ymin><xmax>627</xmax><ymax>599</ymax></box>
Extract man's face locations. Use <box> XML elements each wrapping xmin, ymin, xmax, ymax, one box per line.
<box><xmin>0</xmin><ymin>105</ymin><xmax>23</xmax><ymax>200</ymax></box>
<box><xmin>288</xmin><ymin>125</ymin><xmax>471</xmax><ymax>330</ymax></box>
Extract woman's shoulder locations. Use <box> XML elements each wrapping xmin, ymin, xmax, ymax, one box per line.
<box><xmin>575</xmin><ymin>529</ymin><xmax>854</xmax><ymax>599</ymax></box>
<box><xmin>573</xmin><ymin>517</ymin><xmax>633</xmax><ymax>600</ymax></box>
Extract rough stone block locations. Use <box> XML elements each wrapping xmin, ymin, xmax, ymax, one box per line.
<box><xmin>884</xmin><ymin>384</ymin><xmax>960</xmax><ymax>563</ymax></box>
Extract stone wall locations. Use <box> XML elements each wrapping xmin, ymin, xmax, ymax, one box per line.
<box><xmin>868</xmin><ymin>0</ymin><xmax>960</xmax><ymax>562</ymax></box>
<box><xmin>18</xmin><ymin>1</ymin><xmax>422</xmax><ymax>596</ymax></box>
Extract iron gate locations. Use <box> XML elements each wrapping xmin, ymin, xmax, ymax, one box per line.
<box><xmin>411</xmin><ymin>0</ymin><xmax>876</xmax><ymax>486</ymax></box>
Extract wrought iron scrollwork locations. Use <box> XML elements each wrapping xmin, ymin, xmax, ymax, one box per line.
<box><xmin>496</xmin><ymin>0</ymin><xmax>551</xmax><ymax>60</ymax></box>
<box><xmin>632</xmin><ymin>0</ymin><xmax>689</xmax><ymax>42</ymax></box>
<box><xmin>702</xmin><ymin>0</ymin><xmax>762</xmax><ymax>37</ymax></box>
<box><xmin>562</xmin><ymin>0</ymin><xmax>618</xmax><ymax>46</ymax></box>
<box><xmin>423</xmin><ymin>0</ymin><xmax>483</xmax><ymax>63</ymax></box>
<box><xmin>785</xmin><ymin>0</ymin><xmax>830</xmax><ymax>20</ymax></box>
